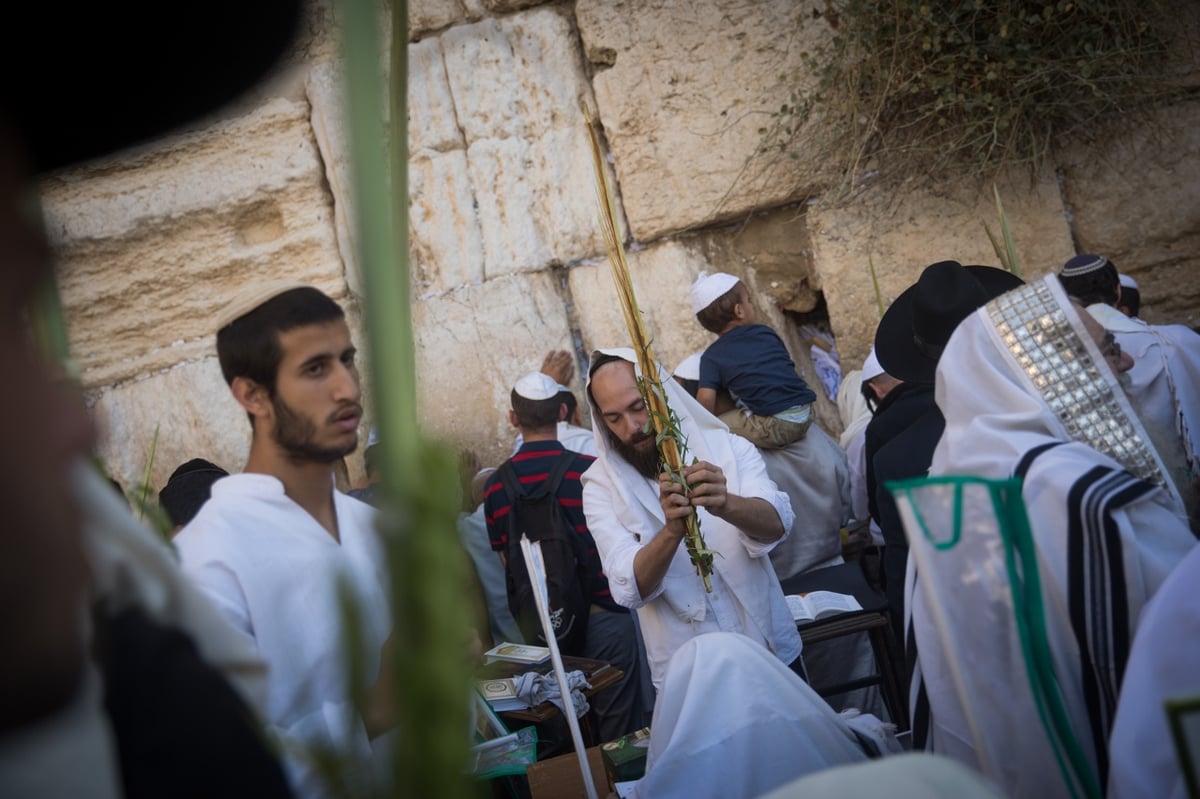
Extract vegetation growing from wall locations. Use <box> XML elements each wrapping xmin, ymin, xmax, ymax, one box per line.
<box><xmin>761</xmin><ymin>0</ymin><xmax>1183</xmax><ymax>203</ymax></box>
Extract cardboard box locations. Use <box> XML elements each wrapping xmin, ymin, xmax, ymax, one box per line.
<box><xmin>526</xmin><ymin>746</ymin><xmax>611</xmax><ymax>799</ymax></box>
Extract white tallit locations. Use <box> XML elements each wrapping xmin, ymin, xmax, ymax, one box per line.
<box><xmin>581</xmin><ymin>348</ymin><xmax>801</xmax><ymax>689</ymax></box>
<box><xmin>1087</xmin><ymin>302</ymin><xmax>1200</xmax><ymax>528</ymax></box>
<box><xmin>630</xmin><ymin>632</ymin><xmax>897</xmax><ymax>799</ymax></box>
<box><xmin>904</xmin><ymin>276</ymin><xmax>1196</xmax><ymax>798</ymax></box>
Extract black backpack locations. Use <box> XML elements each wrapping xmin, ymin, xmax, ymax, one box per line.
<box><xmin>496</xmin><ymin>452</ymin><xmax>590</xmax><ymax>655</ymax></box>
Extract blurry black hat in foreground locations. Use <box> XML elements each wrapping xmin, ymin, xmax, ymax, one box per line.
<box><xmin>3</xmin><ymin>0</ymin><xmax>304</xmax><ymax>174</ymax></box>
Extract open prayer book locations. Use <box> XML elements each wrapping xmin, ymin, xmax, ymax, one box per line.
<box><xmin>785</xmin><ymin>591</ymin><xmax>863</xmax><ymax>623</ymax></box>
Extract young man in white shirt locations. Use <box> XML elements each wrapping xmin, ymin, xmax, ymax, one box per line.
<box><xmin>175</xmin><ymin>283</ymin><xmax>393</xmax><ymax>799</ymax></box>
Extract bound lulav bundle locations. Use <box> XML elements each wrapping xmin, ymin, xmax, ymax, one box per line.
<box><xmin>582</xmin><ymin>104</ymin><xmax>716</xmax><ymax>592</ymax></box>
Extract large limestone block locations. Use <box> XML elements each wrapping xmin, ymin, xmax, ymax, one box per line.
<box><xmin>576</xmin><ymin>0</ymin><xmax>833</xmax><ymax>241</ymax></box>
<box><xmin>90</xmin><ymin>311</ymin><xmax>373</xmax><ymax>498</ymax></box>
<box><xmin>408</xmin><ymin>0</ymin><xmax>545</xmax><ymax>38</ymax></box>
<box><xmin>809</xmin><ymin>173</ymin><xmax>1074</xmax><ymax>374</ymax></box>
<box><xmin>410</xmin><ymin>8</ymin><xmax>620</xmax><ymax>290</ymax></box>
<box><xmin>568</xmin><ymin>242</ymin><xmax>716</xmax><ymax>379</ymax></box>
<box><xmin>411</xmin><ymin>271</ymin><xmax>577</xmax><ymax>468</ymax></box>
<box><xmin>1058</xmin><ymin>99</ymin><xmax>1200</xmax><ymax>326</ymax></box>
<box><xmin>307</xmin><ymin>60</ymin><xmax>365</xmax><ymax>297</ymax></box>
<box><xmin>90</xmin><ymin>358</ymin><xmax>250</xmax><ymax>500</ymax></box>
<box><xmin>41</xmin><ymin>97</ymin><xmax>347</xmax><ymax>390</ymax></box>
<box><xmin>409</xmin><ymin>0</ymin><xmax>486</xmax><ymax>40</ymax></box>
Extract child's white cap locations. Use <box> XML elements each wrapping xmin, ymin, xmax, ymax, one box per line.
<box><xmin>690</xmin><ymin>271</ymin><xmax>741</xmax><ymax>315</ymax></box>
<box><xmin>1119</xmin><ymin>273</ymin><xmax>1139</xmax><ymax>290</ymax></box>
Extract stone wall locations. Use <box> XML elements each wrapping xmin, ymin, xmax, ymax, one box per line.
<box><xmin>40</xmin><ymin>0</ymin><xmax>1200</xmax><ymax>496</ymax></box>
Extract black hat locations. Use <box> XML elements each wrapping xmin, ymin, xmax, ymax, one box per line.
<box><xmin>875</xmin><ymin>260</ymin><xmax>1024</xmax><ymax>384</ymax></box>
<box><xmin>158</xmin><ymin>458</ymin><xmax>229</xmax><ymax>528</ymax></box>
<box><xmin>3</xmin><ymin>1</ymin><xmax>303</xmax><ymax>174</ymax></box>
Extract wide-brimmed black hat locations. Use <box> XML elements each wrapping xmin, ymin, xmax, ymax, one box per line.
<box><xmin>875</xmin><ymin>260</ymin><xmax>1024</xmax><ymax>384</ymax></box>
<box><xmin>3</xmin><ymin>1</ymin><xmax>303</xmax><ymax>174</ymax></box>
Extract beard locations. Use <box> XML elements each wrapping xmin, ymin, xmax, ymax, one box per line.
<box><xmin>604</xmin><ymin>425</ymin><xmax>661</xmax><ymax>480</ymax></box>
<box><xmin>271</xmin><ymin>395</ymin><xmax>359</xmax><ymax>463</ymax></box>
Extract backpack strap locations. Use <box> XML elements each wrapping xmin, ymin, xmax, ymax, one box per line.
<box><xmin>496</xmin><ymin>451</ymin><xmax>576</xmax><ymax>502</ymax></box>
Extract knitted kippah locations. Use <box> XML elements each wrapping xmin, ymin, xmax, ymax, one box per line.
<box><xmin>1060</xmin><ymin>254</ymin><xmax>1109</xmax><ymax>278</ymax></box>
<box><xmin>216</xmin><ymin>279</ymin><xmax>311</xmax><ymax>331</ymax></box>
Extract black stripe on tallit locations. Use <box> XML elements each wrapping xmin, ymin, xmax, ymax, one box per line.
<box><xmin>1014</xmin><ymin>441</ymin><xmax>1064</xmax><ymax>480</ymax></box>
<box><xmin>1064</xmin><ymin>465</ymin><xmax>1154</xmax><ymax>785</ymax></box>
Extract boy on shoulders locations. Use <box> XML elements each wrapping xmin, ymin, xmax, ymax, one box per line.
<box><xmin>690</xmin><ymin>272</ymin><xmax>817</xmax><ymax>449</ymax></box>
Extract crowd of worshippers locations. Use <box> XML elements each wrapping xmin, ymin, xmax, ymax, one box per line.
<box><xmin>7</xmin><ymin>163</ymin><xmax>1200</xmax><ymax>799</ymax></box>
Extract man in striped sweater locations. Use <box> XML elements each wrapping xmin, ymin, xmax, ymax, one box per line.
<box><xmin>484</xmin><ymin>371</ymin><xmax>650</xmax><ymax>742</ymax></box>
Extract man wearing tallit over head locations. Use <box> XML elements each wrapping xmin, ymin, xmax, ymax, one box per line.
<box><xmin>581</xmin><ymin>348</ymin><xmax>803</xmax><ymax>693</ymax></box>
<box><xmin>902</xmin><ymin>275</ymin><xmax>1196</xmax><ymax>799</ymax></box>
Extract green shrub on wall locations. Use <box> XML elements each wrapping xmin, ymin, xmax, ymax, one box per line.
<box><xmin>763</xmin><ymin>0</ymin><xmax>1181</xmax><ymax>202</ymax></box>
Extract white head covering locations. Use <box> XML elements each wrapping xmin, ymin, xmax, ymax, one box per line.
<box><xmin>512</xmin><ymin>371</ymin><xmax>559</xmax><ymax>401</ymax></box>
<box><xmin>672</xmin><ymin>351</ymin><xmax>703</xmax><ymax>382</ymax></box>
<box><xmin>583</xmin><ymin>348</ymin><xmax>795</xmax><ymax>620</ymax></box>
<box><xmin>689</xmin><ymin>271</ymin><xmax>740</xmax><ymax>315</ymax></box>
<box><xmin>861</xmin><ymin>347</ymin><xmax>885</xmax><ymax>382</ymax></box>
<box><xmin>630</xmin><ymin>632</ymin><xmax>890</xmax><ymax>799</ymax></box>
<box><xmin>930</xmin><ymin>274</ymin><xmax>1179</xmax><ymax>508</ymax></box>
<box><xmin>1118</xmin><ymin>273</ymin><xmax>1139</xmax><ymax>290</ymax></box>
<box><xmin>216</xmin><ymin>278</ymin><xmax>310</xmax><ymax>331</ymax></box>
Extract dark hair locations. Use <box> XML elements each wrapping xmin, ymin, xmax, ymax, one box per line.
<box><xmin>510</xmin><ymin>390</ymin><xmax>562</xmax><ymax>430</ymax></box>
<box><xmin>695</xmin><ymin>282</ymin><xmax>746</xmax><ymax>334</ymax></box>
<box><xmin>557</xmin><ymin>389</ymin><xmax>578</xmax><ymax>420</ymax></box>
<box><xmin>1059</xmin><ymin>260</ymin><xmax>1119</xmax><ymax>307</ymax></box>
<box><xmin>1120</xmin><ymin>286</ymin><xmax>1140</xmax><ymax>317</ymax></box>
<box><xmin>216</xmin><ymin>287</ymin><xmax>344</xmax><ymax>394</ymax></box>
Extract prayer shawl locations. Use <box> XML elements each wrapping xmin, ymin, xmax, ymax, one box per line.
<box><xmin>1088</xmin><ymin>302</ymin><xmax>1200</xmax><ymax>528</ymax></box>
<box><xmin>1108</xmin><ymin>540</ymin><xmax>1200</xmax><ymax>799</ymax></box>
<box><xmin>581</xmin><ymin>348</ymin><xmax>801</xmax><ymax>690</ymax></box>
<box><xmin>630</xmin><ymin>632</ymin><xmax>897</xmax><ymax>799</ymax></box>
<box><xmin>904</xmin><ymin>276</ymin><xmax>1195</xmax><ymax>798</ymax></box>
<box><xmin>175</xmin><ymin>474</ymin><xmax>392</xmax><ymax>799</ymax></box>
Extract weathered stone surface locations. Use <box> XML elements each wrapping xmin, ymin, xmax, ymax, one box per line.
<box><xmin>409</xmin><ymin>0</ymin><xmax>486</xmax><ymax>41</ymax></box>
<box><xmin>576</xmin><ymin>0</ymin><xmax>833</xmax><ymax>241</ymax></box>
<box><xmin>411</xmin><ymin>270</ymin><xmax>577</xmax><ymax>468</ymax></box>
<box><xmin>569</xmin><ymin>237</ymin><xmax>841</xmax><ymax>436</ymax></box>
<box><xmin>809</xmin><ymin>171</ymin><xmax>1075</xmax><ymax>374</ymax></box>
<box><xmin>410</xmin><ymin>8</ymin><xmax>621</xmax><ymax>291</ymax></box>
<box><xmin>90</xmin><ymin>358</ymin><xmax>249</xmax><ymax>498</ymax></box>
<box><xmin>41</xmin><ymin>98</ymin><xmax>347</xmax><ymax>390</ymax></box>
<box><xmin>1058</xmin><ymin>98</ymin><xmax>1200</xmax><ymax>327</ymax></box>
<box><xmin>88</xmin><ymin>314</ymin><xmax>373</xmax><ymax>497</ymax></box>
<box><xmin>689</xmin><ymin>205</ymin><xmax>819</xmax><ymax>314</ymax></box>
<box><xmin>307</xmin><ymin>60</ymin><xmax>363</xmax><ymax>296</ymax></box>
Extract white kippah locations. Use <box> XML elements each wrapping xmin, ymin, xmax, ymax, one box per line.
<box><xmin>216</xmin><ymin>278</ymin><xmax>312</xmax><ymax>331</ymax></box>
<box><xmin>1060</xmin><ymin>254</ymin><xmax>1109</xmax><ymax>278</ymax></box>
<box><xmin>861</xmin><ymin>347</ymin><xmax>885</xmax><ymax>382</ymax></box>
<box><xmin>1119</xmin><ymin>273</ymin><xmax>1139</xmax><ymax>290</ymax></box>
<box><xmin>673</xmin><ymin>351</ymin><xmax>704</xmax><ymax>381</ymax></box>
<box><xmin>689</xmin><ymin>271</ymin><xmax>741</xmax><ymax>315</ymax></box>
<box><xmin>513</xmin><ymin>371</ymin><xmax>559</xmax><ymax>401</ymax></box>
